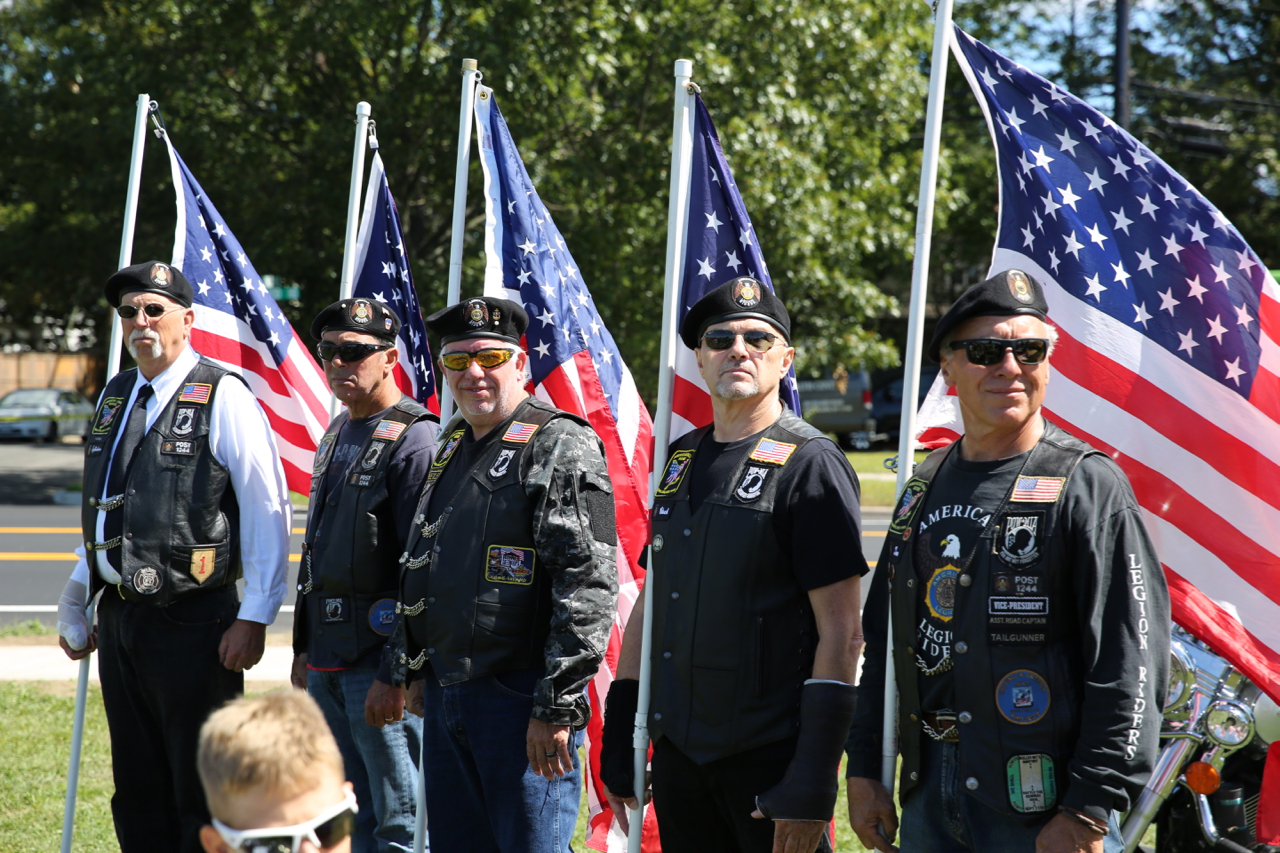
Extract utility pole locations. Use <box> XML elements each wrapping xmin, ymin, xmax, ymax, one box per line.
<box><xmin>1115</xmin><ymin>0</ymin><xmax>1131</xmax><ymax>128</ymax></box>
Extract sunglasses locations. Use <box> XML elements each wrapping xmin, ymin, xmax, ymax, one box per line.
<box><xmin>212</xmin><ymin>790</ymin><xmax>358</xmax><ymax>853</ymax></box>
<box><xmin>316</xmin><ymin>341</ymin><xmax>392</xmax><ymax>363</ymax></box>
<box><xmin>117</xmin><ymin>303</ymin><xmax>180</xmax><ymax>321</ymax></box>
<box><xmin>439</xmin><ymin>348</ymin><xmax>517</xmax><ymax>371</ymax></box>
<box><xmin>700</xmin><ymin>330</ymin><xmax>781</xmax><ymax>352</ymax></box>
<box><xmin>949</xmin><ymin>338</ymin><xmax>1049</xmax><ymax>366</ymax></box>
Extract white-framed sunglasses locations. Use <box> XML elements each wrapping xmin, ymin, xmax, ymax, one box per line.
<box><xmin>212</xmin><ymin>789</ymin><xmax>358</xmax><ymax>853</ymax></box>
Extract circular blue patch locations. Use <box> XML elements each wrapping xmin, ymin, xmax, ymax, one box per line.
<box><xmin>368</xmin><ymin>598</ymin><xmax>397</xmax><ymax>637</ymax></box>
<box><xmin>996</xmin><ymin>669</ymin><xmax>1051</xmax><ymax>725</ymax></box>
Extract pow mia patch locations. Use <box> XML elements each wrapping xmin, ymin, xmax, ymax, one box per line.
<box><xmin>93</xmin><ymin>397</ymin><xmax>125</xmax><ymax>435</ymax></box>
<box><xmin>132</xmin><ymin>567</ymin><xmax>162</xmax><ymax>595</ymax></box>
<box><xmin>656</xmin><ymin>450</ymin><xmax>694</xmax><ymax>497</ymax></box>
<box><xmin>161</xmin><ymin>439</ymin><xmax>195</xmax><ymax>455</ymax></box>
<box><xmin>997</xmin><ymin>512</ymin><xmax>1043</xmax><ymax>568</ymax></box>
<box><xmin>485</xmin><ymin>545</ymin><xmax>535</xmax><ymax>585</ymax></box>
<box><xmin>489</xmin><ymin>448</ymin><xmax>516</xmax><ymax>479</ymax></box>
<box><xmin>322</xmin><ymin>597</ymin><xmax>350</xmax><ymax>623</ymax></box>
<box><xmin>171</xmin><ymin>406</ymin><xmax>197</xmax><ymax>438</ymax></box>
<box><xmin>361</xmin><ymin>441</ymin><xmax>387</xmax><ymax>471</ymax></box>
<box><xmin>734</xmin><ymin>465</ymin><xmax>770</xmax><ymax>502</ymax></box>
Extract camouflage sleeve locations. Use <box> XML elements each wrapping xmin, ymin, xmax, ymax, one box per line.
<box><xmin>524</xmin><ymin>418</ymin><xmax>619</xmax><ymax>725</ymax></box>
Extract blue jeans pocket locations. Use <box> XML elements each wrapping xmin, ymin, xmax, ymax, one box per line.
<box><xmin>491</xmin><ymin>668</ymin><xmax>539</xmax><ymax>700</ymax></box>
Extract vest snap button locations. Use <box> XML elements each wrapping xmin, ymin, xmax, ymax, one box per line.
<box><xmin>910</xmin><ymin>771</ymin><xmax>919</xmax><ymax>781</ymax></box>
<box><xmin>663</xmin><ymin>651</ymin><xmax>672</xmax><ymax>659</ymax></box>
<box><xmin>959</xmin><ymin>574</ymin><xmax>972</xmax><ymax>587</ymax></box>
<box><xmin>128</xmin><ymin>488</ymin><xmax>135</xmax><ymax>496</ymax></box>
<box><xmin>959</xmin><ymin>712</ymin><xmax>972</xmax><ymax>724</ymax></box>
<box><xmin>907</xmin><ymin>579</ymin><xmax>915</xmax><ymax>588</ymax></box>
<box><xmin>909</xmin><ymin>714</ymin><xmax>918</xmax><ymax>722</ymax></box>
<box><xmin>427</xmin><ymin>647</ymin><xmax>435</xmax><ymax>655</ymax></box>
<box><xmin>428</xmin><ymin>597</ymin><xmax>436</xmax><ymax>604</ymax></box>
<box><xmin>434</xmin><ymin>545</ymin><xmax>442</xmax><ymax>553</ymax></box>
<box><xmin>683</xmin><ymin>528</ymin><xmax>691</xmax><ymax>536</ymax></box>
<box><xmin>965</xmin><ymin>777</ymin><xmax>979</xmax><ymax>790</ymax></box>
<box><xmin>670</xmin><ymin>591</ymin><xmax>680</xmax><ymax>600</ymax></box>
<box><xmin>653</xmin><ymin>712</ymin><xmax>662</xmax><ymax>721</ymax></box>
<box><xmin>124</xmin><ymin>532</ymin><xmax>132</xmax><ymax>540</ymax></box>
<box><xmin>445</xmin><ymin>507</ymin><xmax>453</xmax><ymax>513</ymax></box>
<box><xmin>955</xmin><ymin>641</ymin><xmax>968</xmax><ymax>654</ymax></box>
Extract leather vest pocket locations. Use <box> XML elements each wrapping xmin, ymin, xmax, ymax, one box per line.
<box><xmin>475</xmin><ymin>600</ymin><xmax>536</xmax><ymax>640</ymax></box>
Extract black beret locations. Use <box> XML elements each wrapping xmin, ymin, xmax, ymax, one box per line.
<box><xmin>928</xmin><ymin>269</ymin><xmax>1049</xmax><ymax>361</ymax></box>
<box><xmin>679</xmin><ymin>277</ymin><xmax>791</xmax><ymax>350</ymax></box>
<box><xmin>105</xmin><ymin>261</ymin><xmax>194</xmax><ymax>308</ymax></box>
<box><xmin>425</xmin><ymin>296</ymin><xmax>528</xmax><ymax>346</ymax></box>
<box><xmin>310</xmin><ymin>297</ymin><xmax>402</xmax><ymax>342</ymax></box>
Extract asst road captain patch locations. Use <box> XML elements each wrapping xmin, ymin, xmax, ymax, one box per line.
<box><xmin>749</xmin><ymin>438</ymin><xmax>797</xmax><ymax>465</ymax></box>
<box><xmin>373</xmin><ymin>420</ymin><xmax>407</xmax><ymax>442</ymax></box>
<box><xmin>656</xmin><ymin>450</ymin><xmax>694</xmax><ymax>497</ymax></box>
<box><xmin>502</xmin><ymin>421</ymin><xmax>539</xmax><ymax>443</ymax></box>
<box><xmin>485</xmin><ymin>545</ymin><xmax>535</xmax><ymax>585</ymax></box>
<box><xmin>1010</xmin><ymin>476</ymin><xmax>1065</xmax><ymax>503</ymax></box>
<box><xmin>179</xmin><ymin>383</ymin><xmax>212</xmax><ymax>404</ymax></box>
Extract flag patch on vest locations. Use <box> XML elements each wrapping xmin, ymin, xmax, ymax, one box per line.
<box><xmin>179</xmin><ymin>383</ymin><xmax>213</xmax><ymax>404</ymax></box>
<box><xmin>1007</xmin><ymin>754</ymin><xmax>1057</xmax><ymax>813</ymax></box>
<box><xmin>1010</xmin><ymin>476</ymin><xmax>1065</xmax><ymax>502</ymax></box>
<box><xmin>748</xmin><ymin>438</ymin><xmax>797</xmax><ymax>465</ymax></box>
<box><xmin>93</xmin><ymin>397</ymin><xmax>125</xmax><ymax>434</ymax></box>
<box><xmin>996</xmin><ymin>669</ymin><xmax>1051</xmax><ymax>724</ymax></box>
<box><xmin>734</xmin><ymin>465</ymin><xmax>771</xmax><ymax>502</ymax></box>
<box><xmin>656</xmin><ymin>450</ymin><xmax>694</xmax><ymax>497</ymax></box>
<box><xmin>190</xmin><ymin>548</ymin><xmax>216</xmax><ymax>584</ymax></box>
<box><xmin>502</xmin><ymin>421</ymin><xmax>539</xmax><ymax>443</ymax></box>
<box><xmin>485</xmin><ymin>545</ymin><xmax>536</xmax><ymax>585</ymax></box>
<box><xmin>369</xmin><ymin>598</ymin><xmax>397</xmax><ymax>636</ymax></box>
<box><xmin>171</xmin><ymin>406</ymin><xmax>197</xmax><ymax>438</ymax></box>
<box><xmin>373</xmin><ymin>420</ymin><xmax>407</xmax><ymax>441</ymax></box>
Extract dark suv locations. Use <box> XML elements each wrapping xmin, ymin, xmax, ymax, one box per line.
<box><xmin>869</xmin><ymin>365</ymin><xmax>941</xmax><ymax>448</ymax></box>
<box><xmin>796</xmin><ymin>366</ymin><xmax>875</xmax><ymax>449</ymax></box>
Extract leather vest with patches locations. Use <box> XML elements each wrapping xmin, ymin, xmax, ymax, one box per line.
<box><xmin>649</xmin><ymin>410</ymin><xmax>826</xmax><ymax>764</ymax></box>
<box><xmin>398</xmin><ymin>397</ymin><xmax>587</xmax><ymax>685</ymax></box>
<box><xmin>299</xmin><ymin>397</ymin><xmax>434</xmax><ymax>665</ymax></box>
<box><xmin>887</xmin><ymin>422</ymin><xmax>1098</xmax><ymax>822</ymax></box>
<box><xmin>82</xmin><ymin>359</ymin><xmax>241</xmax><ymax>605</ymax></box>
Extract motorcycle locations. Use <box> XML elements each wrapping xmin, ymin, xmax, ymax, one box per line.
<box><xmin>1121</xmin><ymin>624</ymin><xmax>1280</xmax><ymax>852</ymax></box>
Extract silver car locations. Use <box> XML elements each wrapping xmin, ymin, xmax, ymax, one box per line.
<box><xmin>0</xmin><ymin>388</ymin><xmax>94</xmax><ymax>442</ymax></box>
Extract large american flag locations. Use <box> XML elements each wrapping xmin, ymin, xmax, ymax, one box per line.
<box><xmin>670</xmin><ymin>94</ymin><xmax>802</xmax><ymax>440</ymax></box>
<box><xmin>351</xmin><ymin>149</ymin><xmax>439</xmax><ymax>414</ymax></box>
<box><xmin>473</xmin><ymin>86</ymin><xmax>657</xmax><ymax>852</ymax></box>
<box><xmin>162</xmin><ymin>135</ymin><xmax>330</xmax><ymax>494</ymax></box>
<box><xmin>915</xmin><ymin>26</ymin><xmax>1280</xmax><ymax>701</ymax></box>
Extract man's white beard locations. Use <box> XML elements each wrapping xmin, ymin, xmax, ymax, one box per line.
<box><xmin>127</xmin><ymin>333</ymin><xmax>162</xmax><ymax>361</ymax></box>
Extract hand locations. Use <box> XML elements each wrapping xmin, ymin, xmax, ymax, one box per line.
<box><xmin>57</xmin><ymin>576</ymin><xmax>92</xmax><ymax>651</ymax></box>
<box><xmin>1036</xmin><ymin>812</ymin><xmax>1107</xmax><ymax>853</ymax></box>
<box><xmin>59</xmin><ymin>630</ymin><xmax>97</xmax><ymax>661</ymax></box>
<box><xmin>365</xmin><ymin>679</ymin><xmax>405</xmax><ymax>727</ymax></box>
<box><xmin>603</xmin><ymin>773</ymin><xmax>651</xmax><ymax>835</ymax></box>
<box><xmin>526</xmin><ymin>718</ymin><xmax>572</xmax><ymax>779</ymax></box>
<box><xmin>290</xmin><ymin>653</ymin><xmax>308</xmax><ymax>690</ymax></box>
<box><xmin>405</xmin><ymin>679</ymin><xmax>425</xmax><ymax>717</ymax></box>
<box><xmin>219</xmin><ymin>619</ymin><xmax>266</xmax><ymax>672</ymax></box>
<box><xmin>846</xmin><ymin>776</ymin><xmax>899</xmax><ymax>853</ymax></box>
<box><xmin>747</xmin><ymin>812</ymin><xmax>828</xmax><ymax>853</ymax></box>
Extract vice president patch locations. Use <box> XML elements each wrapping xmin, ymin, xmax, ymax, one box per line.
<box><xmin>1007</xmin><ymin>754</ymin><xmax>1057</xmax><ymax>813</ymax></box>
<box><xmin>996</xmin><ymin>669</ymin><xmax>1051</xmax><ymax>725</ymax></box>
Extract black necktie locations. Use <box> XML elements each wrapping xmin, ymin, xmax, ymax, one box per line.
<box><xmin>103</xmin><ymin>384</ymin><xmax>153</xmax><ymax>570</ymax></box>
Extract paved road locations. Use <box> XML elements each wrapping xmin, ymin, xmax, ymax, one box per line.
<box><xmin>0</xmin><ymin>436</ymin><xmax>85</xmax><ymax>503</ymax></box>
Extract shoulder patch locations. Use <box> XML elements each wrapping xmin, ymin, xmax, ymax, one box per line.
<box><xmin>889</xmin><ymin>477</ymin><xmax>929</xmax><ymax>537</ymax></box>
<box><xmin>656</xmin><ymin>449</ymin><xmax>695</xmax><ymax>497</ymax></box>
<box><xmin>92</xmin><ymin>397</ymin><xmax>125</xmax><ymax>435</ymax></box>
<box><xmin>373</xmin><ymin>420</ymin><xmax>408</xmax><ymax>442</ymax></box>
<box><xmin>748</xmin><ymin>438</ymin><xmax>797</xmax><ymax>465</ymax></box>
<box><xmin>502</xmin><ymin>421</ymin><xmax>539</xmax><ymax>443</ymax></box>
<box><xmin>178</xmin><ymin>383</ymin><xmax>213</xmax><ymax>404</ymax></box>
<box><xmin>1010</xmin><ymin>476</ymin><xmax>1065</xmax><ymax>503</ymax></box>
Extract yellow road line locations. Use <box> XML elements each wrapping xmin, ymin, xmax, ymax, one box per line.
<box><xmin>0</xmin><ymin>553</ymin><xmax>302</xmax><ymax>562</ymax></box>
<box><xmin>0</xmin><ymin>527</ymin><xmax>308</xmax><ymax>534</ymax></box>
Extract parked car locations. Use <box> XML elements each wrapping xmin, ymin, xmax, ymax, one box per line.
<box><xmin>796</xmin><ymin>366</ymin><xmax>875</xmax><ymax>449</ymax></box>
<box><xmin>870</xmin><ymin>365</ymin><xmax>941</xmax><ymax>448</ymax></box>
<box><xmin>0</xmin><ymin>388</ymin><xmax>94</xmax><ymax>442</ymax></box>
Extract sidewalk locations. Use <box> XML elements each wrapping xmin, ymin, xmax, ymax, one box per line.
<box><xmin>0</xmin><ymin>637</ymin><xmax>294</xmax><ymax>683</ymax></box>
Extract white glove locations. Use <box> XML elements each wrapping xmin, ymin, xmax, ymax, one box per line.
<box><xmin>57</xmin><ymin>577</ymin><xmax>91</xmax><ymax>651</ymax></box>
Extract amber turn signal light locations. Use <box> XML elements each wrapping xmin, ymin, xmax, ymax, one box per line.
<box><xmin>1184</xmin><ymin>761</ymin><xmax>1222</xmax><ymax>795</ymax></box>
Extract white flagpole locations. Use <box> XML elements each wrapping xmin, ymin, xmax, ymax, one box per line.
<box><xmin>330</xmin><ymin>101</ymin><xmax>373</xmax><ymax>418</ymax></box>
<box><xmin>882</xmin><ymin>0</ymin><xmax>956</xmax><ymax>791</ymax></box>
<box><xmin>627</xmin><ymin>58</ymin><xmax>696</xmax><ymax>853</ymax></box>
<box><xmin>440</xmin><ymin>58</ymin><xmax>481</xmax><ymax>426</ymax></box>
<box><xmin>63</xmin><ymin>91</ymin><xmax>154</xmax><ymax>853</ymax></box>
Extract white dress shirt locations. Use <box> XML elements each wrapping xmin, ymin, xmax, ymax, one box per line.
<box><xmin>69</xmin><ymin>344</ymin><xmax>292</xmax><ymax>624</ymax></box>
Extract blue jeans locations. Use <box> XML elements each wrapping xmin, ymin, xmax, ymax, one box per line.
<box><xmin>900</xmin><ymin>740</ymin><xmax>1122</xmax><ymax>852</ymax></box>
<box><xmin>308</xmin><ymin>667</ymin><xmax>424</xmax><ymax>853</ymax></box>
<box><xmin>421</xmin><ymin>667</ymin><xmax>584</xmax><ymax>853</ymax></box>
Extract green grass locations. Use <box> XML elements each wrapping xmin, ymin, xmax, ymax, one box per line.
<box><xmin>0</xmin><ymin>619</ymin><xmax>54</xmax><ymax>638</ymax></box>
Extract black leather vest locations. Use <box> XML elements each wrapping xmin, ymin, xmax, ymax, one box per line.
<box><xmin>82</xmin><ymin>359</ymin><xmax>242</xmax><ymax>605</ymax></box>
<box><xmin>398</xmin><ymin>397</ymin><xmax>587</xmax><ymax>685</ymax></box>
<box><xmin>887</xmin><ymin>422</ymin><xmax>1096</xmax><ymax>821</ymax></box>
<box><xmin>649</xmin><ymin>410</ymin><xmax>826</xmax><ymax>764</ymax></box>
<box><xmin>298</xmin><ymin>397</ymin><xmax>434</xmax><ymax>664</ymax></box>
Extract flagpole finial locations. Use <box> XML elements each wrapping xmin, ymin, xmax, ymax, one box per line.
<box><xmin>674</xmin><ymin>59</ymin><xmax>693</xmax><ymax>78</ymax></box>
<box><xmin>356</xmin><ymin>101</ymin><xmax>372</xmax><ymax>118</ymax></box>
<box><xmin>462</xmin><ymin>58</ymin><xmax>478</xmax><ymax>71</ymax></box>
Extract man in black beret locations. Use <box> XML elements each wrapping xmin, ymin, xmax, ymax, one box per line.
<box><xmin>291</xmin><ymin>296</ymin><xmax>438</xmax><ymax>851</ymax></box>
<box><xmin>57</xmin><ymin>261</ymin><xmax>292</xmax><ymax>852</ymax></box>
<box><xmin>389</xmin><ymin>295</ymin><xmax>617</xmax><ymax>852</ymax></box>
<box><xmin>600</xmin><ymin>276</ymin><xmax>866</xmax><ymax>853</ymax></box>
<box><xmin>846</xmin><ymin>269</ymin><xmax>1169</xmax><ymax>853</ymax></box>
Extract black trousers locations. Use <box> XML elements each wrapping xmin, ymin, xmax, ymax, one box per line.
<box><xmin>97</xmin><ymin>587</ymin><xmax>242</xmax><ymax>853</ymax></box>
<box><xmin>651</xmin><ymin>736</ymin><xmax>835</xmax><ymax>853</ymax></box>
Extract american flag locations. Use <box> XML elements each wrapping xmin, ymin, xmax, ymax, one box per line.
<box><xmin>372</xmin><ymin>420</ymin><xmax>407</xmax><ymax>442</ymax></box>
<box><xmin>670</xmin><ymin>94</ymin><xmax>802</xmax><ymax>440</ymax></box>
<box><xmin>1009</xmin><ymin>476</ymin><xmax>1066</xmax><ymax>503</ymax></box>
<box><xmin>178</xmin><ymin>383</ymin><xmax>212</xmax><ymax>405</ymax></box>
<box><xmin>473</xmin><ymin>85</ymin><xmax>657</xmax><ymax>853</ymax></box>
<box><xmin>351</xmin><ymin>150</ymin><xmax>439</xmax><ymax>414</ymax></box>
<box><xmin>501</xmin><ymin>421</ymin><xmax>539</xmax><ymax>443</ymax></box>
<box><xmin>162</xmin><ymin>135</ymin><xmax>330</xmax><ymax>495</ymax></box>
<box><xmin>749</xmin><ymin>438</ymin><xmax>798</xmax><ymax>465</ymax></box>
<box><xmin>914</xmin><ymin>26</ymin><xmax>1280</xmax><ymax>701</ymax></box>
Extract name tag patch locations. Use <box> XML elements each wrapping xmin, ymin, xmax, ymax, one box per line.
<box><xmin>368</xmin><ymin>598</ymin><xmax>397</xmax><ymax>636</ymax></box>
<box><xmin>1007</xmin><ymin>754</ymin><xmax>1057</xmax><ymax>813</ymax></box>
<box><xmin>162</xmin><ymin>439</ymin><xmax>195</xmax><ymax>455</ymax></box>
<box><xmin>734</xmin><ymin>465</ymin><xmax>771</xmax><ymax>502</ymax></box>
<box><xmin>87</xmin><ymin>441</ymin><xmax>105</xmax><ymax>456</ymax></box>
<box><xmin>996</xmin><ymin>669</ymin><xmax>1051</xmax><ymax>725</ymax></box>
<box><xmin>322</xmin><ymin>597</ymin><xmax>350</xmax><ymax>623</ymax></box>
<box><xmin>656</xmin><ymin>450</ymin><xmax>694</xmax><ymax>497</ymax></box>
<box><xmin>485</xmin><ymin>545</ymin><xmax>536</xmax><ymax>585</ymax></box>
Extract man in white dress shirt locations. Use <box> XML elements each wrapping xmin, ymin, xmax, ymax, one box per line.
<box><xmin>57</xmin><ymin>260</ymin><xmax>292</xmax><ymax>853</ymax></box>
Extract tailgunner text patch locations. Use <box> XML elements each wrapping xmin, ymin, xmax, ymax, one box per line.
<box><xmin>749</xmin><ymin>438</ymin><xmax>797</xmax><ymax>465</ymax></box>
<box><xmin>996</xmin><ymin>669</ymin><xmax>1051</xmax><ymax>724</ymax></box>
<box><xmin>656</xmin><ymin>450</ymin><xmax>694</xmax><ymax>497</ymax></box>
<box><xmin>485</xmin><ymin>545</ymin><xmax>536</xmax><ymax>585</ymax></box>
<box><xmin>178</xmin><ymin>383</ymin><xmax>213</xmax><ymax>404</ymax></box>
